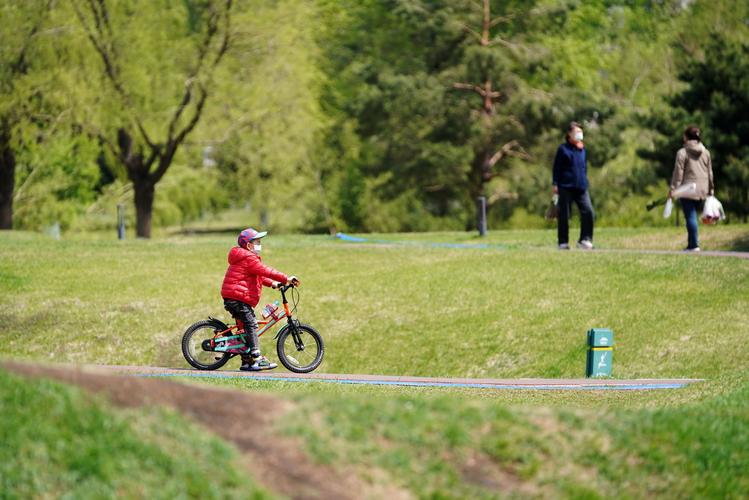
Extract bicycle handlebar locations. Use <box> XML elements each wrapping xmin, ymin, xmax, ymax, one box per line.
<box><xmin>278</xmin><ymin>281</ymin><xmax>298</xmax><ymax>292</ymax></box>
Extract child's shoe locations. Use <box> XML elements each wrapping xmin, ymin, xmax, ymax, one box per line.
<box><xmin>240</xmin><ymin>355</ymin><xmax>278</xmax><ymax>371</ymax></box>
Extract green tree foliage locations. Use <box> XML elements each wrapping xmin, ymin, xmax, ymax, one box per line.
<box><xmin>2</xmin><ymin>0</ymin><xmax>747</xmax><ymax>233</ymax></box>
<box><xmin>318</xmin><ymin>0</ymin><xmax>696</xmax><ymax>230</ymax></box>
<box><xmin>0</xmin><ymin>1</ymin><xmax>91</xmax><ymax>230</ymax></box>
<box><xmin>317</xmin><ymin>0</ymin><xmax>540</xmax><ymax>231</ymax></box>
<box><xmin>68</xmin><ymin>0</ymin><xmax>233</xmax><ymax>237</ymax></box>
<box><xmin>339</xmin><ymin>161</ymin><xmax>366</xmax><ymax>231</ymax></box>
<box><xmin>638</xmin><ymin>0</ymin><xmax>749</xmax><ymax>222</ymax></box>
<box><xmin>199</xmin><ymin>0</ymin><xmax>332</xmax><ymax>233</ymax></box>
<box><xmin>13</xmin><ymin>132</ymin><xmax>100</xmax><ymax>231</ymax></box>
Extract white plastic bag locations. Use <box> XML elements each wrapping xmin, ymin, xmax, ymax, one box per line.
<box><xmin>545</xmin><ymin>194</ymin><xmax>559</xmax><ymax>220</ymax></box>
<box><xmin>701</xmin><ymin>195</ymin><xmax>725</xmax><ymax>224</ymax></box>
<box><xmin>663</xmin><ymin>198</ymin><xmax>673</xmax><ymax>218</ymax></box>
<box><xmin>672</xmin><ymin>182</ymin><xmax>698</xmax><ymax>199</ymax></box>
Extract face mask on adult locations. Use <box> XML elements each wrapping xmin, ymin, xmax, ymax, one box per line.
<box><xmin>253</xmin><ymin>244</ymin><xmax>262</xmax><ymax>253</ymax></box>
<box><xmin>574</xmin><ymin>131</ymin><xmax>584</xmax><ymax>142</ymax></box>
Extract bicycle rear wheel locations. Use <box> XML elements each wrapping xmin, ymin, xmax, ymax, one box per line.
<box><xmin>182</xmin><ymin>320</ymin><xmax>232</xmax><ymax>370</ymax></box>
<box><xmin>276</xmin><ymin>323</ymin><xmax>324</xmax><ymax>373</ymax></box>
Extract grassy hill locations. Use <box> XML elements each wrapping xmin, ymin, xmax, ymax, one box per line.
<box><xmin>2</xmin><ymin>227</ymin><xmax>749</xmax><ymax>497</ymax></box>
<box><xmin>0</xmin><ymin>369</ymin><xmax>266</xmax><ymax>499</ymax></box>
<box><xmin>278</xmin><ymin>378</ymin><xmax>749</xmax><ymax>498</ymax></box>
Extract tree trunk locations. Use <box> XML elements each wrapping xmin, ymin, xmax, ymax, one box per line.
<box><xmin>133</xmin><ymin>179</ymin><xmax>155</xmax><ymax>238</ymax></box>
<box><xmin>469</xmin><ymin>152</ymin><xmax>487</xmax><ymax>199</ymax></box>
<box><xmin>0</xmin><ymin>121</ymin><xmax>15</xmax><ymax>230</ymax></box>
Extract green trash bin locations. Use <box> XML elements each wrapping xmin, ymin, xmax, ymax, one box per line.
<box><xmin>586</xmin><ymin>328</ymin><xmax>614</xmax><ymax>377</ymax></box>
<box><xmin>587</xmin><ymin>328</ymin><xmax>613</xmax><ymax>348</ymax></box>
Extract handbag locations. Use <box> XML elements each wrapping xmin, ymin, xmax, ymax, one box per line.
<box><xmin>545</xmin><ymin>195</ymin><xmax>559</xmax><ymax>220</ymax></box>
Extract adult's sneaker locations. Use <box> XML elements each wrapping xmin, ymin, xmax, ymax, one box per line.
<box><xmin>577</xmin><ymin>239</ymin><xmax>594</xmax><ymax>250</ymax></box>
<box><xmin>558</xmin><ymin>243</ymin><xmax>570</xmax><ymax>250</ymax></box>
<box><xmin>240</xmin><ymin>355</ymin><xmax>278</xmax><ymax>371</ymax></box>
<box><xmin>683</xmin><ymin>246</ymin><xmax>701</xmax><ymax>252</ymax></box>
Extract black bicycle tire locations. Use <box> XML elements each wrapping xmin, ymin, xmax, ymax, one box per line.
<box><xmin>276</xmin><ymin>323</ymin><xmax>324</xmax><ymax>373</ymax></box>
<box><xmin>182</xmin><ymin>320</ymin><xmax>232</xmax><ymax>370</ymax></box>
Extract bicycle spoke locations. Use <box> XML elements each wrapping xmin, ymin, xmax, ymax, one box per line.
<box><xmin>276</xmin><ymin>323</ymin><xmax>323</xmax><ymax>373</ymax></box>
<box><xmin>282</xmin><ymin>330</ymin><xmax>318</xmax><ymax>368</ymax></box>
<box><xmin>183</xmin><ymin>323</ymin><xmax>230</xmax><ymax>369</ymax></box>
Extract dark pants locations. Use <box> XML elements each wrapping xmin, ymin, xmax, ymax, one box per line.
<box><xmin>680</xmin><ymin>198</ymin><xmax>700</xmax><ymax>249</ymax></box>
<box><xmin>223</xmin><ymin>299</ymin><xmax>260</xmax><ymax>357</ymax></box>
<box><xmin>558</xmin><ymin>187</ymin><xmax>595</xmax><ymax>245</ymax></box>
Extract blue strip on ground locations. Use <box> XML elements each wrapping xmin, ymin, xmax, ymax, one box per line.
<box><xmin>134</xmin><ymin>372</ymin><xmax>688</xmax><ymax>390</ymax></box>
<box><xmin>334</xmin><ymin>232</ymin><xmax>502</xmax><ymax>250</ymax></box>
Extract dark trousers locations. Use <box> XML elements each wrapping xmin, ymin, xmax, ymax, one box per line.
<box><xmin>557</xmin><ymin>187</ymin><xmax>595</xmax><ymax>245</ymax></box>
<box><xmin>223</xmin><ymin>299</ymin><xmax>260</xmax><ymax>357</ymax></box>
<box><xmin>680</xmin><ymin>198</ymin><xmax>700</xmax><ymax>249</ymax></box>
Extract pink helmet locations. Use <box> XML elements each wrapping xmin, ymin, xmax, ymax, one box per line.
<box><xmin>237</xmin><ymin>228</ymin><xmax>267</xmax><ymax>247</ymax></box>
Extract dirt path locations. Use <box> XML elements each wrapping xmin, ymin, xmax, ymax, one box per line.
<box><xmin>2</xmin><ymin>361</ymin><xmax>410</xmax><ymax>500</ymax></box>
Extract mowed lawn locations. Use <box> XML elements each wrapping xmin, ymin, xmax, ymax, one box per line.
<box><xmin>2</xmin><ymin>227</ymin><xmax>749</xmax><ymax>498</ymax></box>
<box><xmin>1</xmin><ymin>227</ymin><xmax>747</xmax><ymax>381</ymax></box>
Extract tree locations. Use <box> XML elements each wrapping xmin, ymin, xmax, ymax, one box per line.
<box><xmin>0</xmin><ymin>1</ymin><xmax>53</xmax><ymax>229</ymax></box>
<box><xmin>451</xmin><ymin>0</ymin><xmax>531</xmax><ymax>203</ymax></box>
<box><xmin>318</xmin><ymin>0</ymin><xmax>544</xmax><ymax>231</ymax></box>
<box><xmin>197</xmin><ymin>0</ymin><xmax>332</xmax><ymax>233</ymax></box>
<box><xmin>638</xmin><ymin>0</ymin><xmax>749</xmax><ymax>222</ymax></box>
<box><xmin>672</xmin><ymin>37</ymin><xmax>749</xmax><ymax>221</ymax></box>
<box><xmin>71</xmin><ymin>0</ymin><xmax>233</xmax><ymax>237</ymax></box>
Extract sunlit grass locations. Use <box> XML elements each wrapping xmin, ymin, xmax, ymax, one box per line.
<box><xmin>2</xmin><ymin>227</ymin><xmax>749</xmax><ymax>497</ymax></box>
<box><xmin>1</xmin><ymin>228</ymin><xmax>747</xmax><ymax>381</ymax></box>
<box><xmin>0</xmin><ymin>369</ymin><xmax>268</xmax><ymax>499</ymax></box>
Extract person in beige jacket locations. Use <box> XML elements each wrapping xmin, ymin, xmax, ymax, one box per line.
<box><xmin>669</xmin><ymin>125</ymin><xmax>714</xmax><ymax>251</ymax></box>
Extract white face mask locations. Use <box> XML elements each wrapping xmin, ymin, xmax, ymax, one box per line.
<box><xmin>253</xmin><ymin>244</ymin><xmax>262</xmax><ymax>253</ymax></box>
<box><xmin>574</xmin><ymin>131</ymin><xmax>584</xmax><ymax>141</ymax></box>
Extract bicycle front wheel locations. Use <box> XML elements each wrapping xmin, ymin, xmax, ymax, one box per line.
<box><xmin>276</xmin><ymin>323</ymin><xmax>324</xmax><ymax>373</ymax></box>
<box><xmin>182</xmin><ymin>320</ymin><xmax>232</xmax><ymax>370</ymax></box>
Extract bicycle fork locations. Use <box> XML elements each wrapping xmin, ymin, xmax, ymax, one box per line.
<box><xmin>276</xmin><ymin>318</ymin><xmax>305</xmax><ymax>351</ymax></box>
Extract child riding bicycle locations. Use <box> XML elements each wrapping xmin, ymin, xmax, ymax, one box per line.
<box><xmin>221</xmin><ymin>227</ymin><xmax>299</xmax><ymax>371</ymax></box>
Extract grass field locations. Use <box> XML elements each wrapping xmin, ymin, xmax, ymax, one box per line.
<box><xmin>1</xmin><ymin>226</ymin><xmax>747</xmax><ymax>380</ymax></box>
<box><xmin>2</xmin><ymin>226</ymin><xmax>749</xmax><ymax>497</ymax></box>
<box><xmin>0</xmin><ymin>369</ymin><xmax>266</xmax><ymax>499</ymax></box>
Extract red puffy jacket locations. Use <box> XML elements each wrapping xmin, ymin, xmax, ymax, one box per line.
<box><xmin>220</xmin><ymin>247</ymin><xmax>288</xmax><ymax>307</ymax></box>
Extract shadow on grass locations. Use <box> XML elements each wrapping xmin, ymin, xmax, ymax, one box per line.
<box><xmin>729</xmin><ymin>231</ymin><xmax>749</xmax><ymax>252</ymax></box>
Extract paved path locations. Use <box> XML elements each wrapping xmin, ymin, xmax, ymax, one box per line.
<box><xmin>92</xmin><ymin>364</ymin><xmax>702</xmax><ymax>391</ymax></box>
<box><xmin>333</xmin><ymin>232</ymin><xmax>749</xmax><ymax>259</ymax></box>
<box><xmin>596</xmin><ymin>248</ymin><xmax>749</xmax><ymax>259</ymax></box>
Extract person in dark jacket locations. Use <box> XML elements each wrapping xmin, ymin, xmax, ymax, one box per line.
<box><xmin>552</xmin><ymin>121</ymin><xmax>595</xmax><ymax>250</ymax></box>
<box><xmin>221</xmin><ymin>228</ymin><xmax>299</xmax><ymax>371</ymax></box>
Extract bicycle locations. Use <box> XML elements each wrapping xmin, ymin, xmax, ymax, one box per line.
<box><xmin>181</xmin><ymin>283</ymin><xmax>324</xmax><ymax>373</ymax></box>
